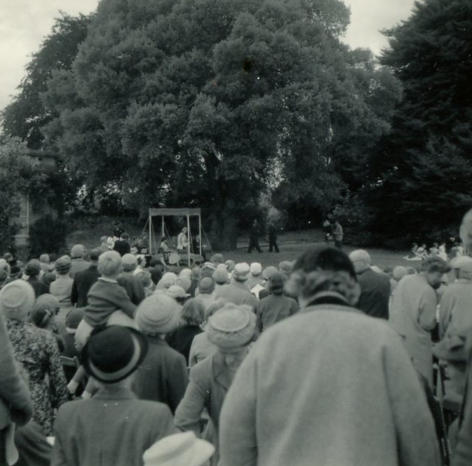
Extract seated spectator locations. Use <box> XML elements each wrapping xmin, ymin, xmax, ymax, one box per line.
<box><xmin>51</xmin><ymin>326</ymin><xmax>175</xmax><ymax>466</ymax></box>
<box><xmin>30</xmin><ymin>294</ymin><xmax>63</xmax><ymax>351</ymax></box>
<box><xmin>133</xmin><ymin>294</ymin><xmax>188</xmax><ymax>413</ymax></box>
<box><xmin>114</xmin><ymin>232</ymin><xmax>131</xmax><ymax>256</ymax></box>
<box><xmin>196</xmin><ymin>278</ymin><xmax>215</xmax><ymax>310</ymax></box>
<box><xmin>167</xmin><ymin>299</ymin><xmax>204</xmax><ymax>364</ymax></box>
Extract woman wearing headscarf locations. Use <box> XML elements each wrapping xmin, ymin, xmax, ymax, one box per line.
<box><xmin>0</xmin><ymin>280</ymin><xmax>68</xmax><ymax>435</ymax></box>
<box><xmin>175</xmin><ymin>302</ymin><xmax>256</xmax><ymax>464</ymax></box>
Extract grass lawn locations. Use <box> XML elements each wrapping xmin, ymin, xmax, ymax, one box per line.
<box><xmin>67</xmin><ymin>224</ymin><xmax>410</xmax><ymax>271</ymax></box>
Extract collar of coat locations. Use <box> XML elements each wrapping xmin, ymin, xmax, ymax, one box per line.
<box><xmin>304</xmin><ymin>291</ymin><xmax>354</xmax><ymax>309</ymax></box>
<box><xmin>93</xmin><ymin>386</ymin><xmax>136</xmax><ymax>401</ymax></box>
<box><xmin>212</xmin><ymin>350</ymin><xmax>248</xmax><ymax>391</ymax></box>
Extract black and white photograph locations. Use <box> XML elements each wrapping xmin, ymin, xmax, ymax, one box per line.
<box><xmin>0</xmin><ymin>0</ymin><xmax>471</xmax><ymax>464</ymax></box>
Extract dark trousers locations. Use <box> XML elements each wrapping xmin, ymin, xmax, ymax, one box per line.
<box><xmin>269</xmin><ymin>234</ymin><xmax>279</xmax><ymax>252</ymax></box>
<box><xmin>248</xmin><ymin>237</ymin><xmax>262</xmax><ymax>253</ymax></box>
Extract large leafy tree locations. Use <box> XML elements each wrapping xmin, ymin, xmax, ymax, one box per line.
<box><xmin>2</xmin><ymin>13</ymin><xmax>91</xmax><ymax>149</ymax></box>
<box><xmin>369</xmin><ymin>0</ymin><xmax>472</xmax><ymax>244</ymax></box>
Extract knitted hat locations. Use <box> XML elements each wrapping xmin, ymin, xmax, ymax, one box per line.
<box><xmin>82</xmin><ymin>326</ymin><xmax>148</xmax><ymax>384</ymax></box>
<box><xmin>213</xmin><ymin>267</ymin><xmax>229</xmax><ymax>285</ymax></box>
<box><xmin>31</xmin><ymin>294</ymin><xmax>60</xmax><ymax>328</ymax></box>
<box><xmin>71</xmin><ymin>244</ymin><xmax>86</xmax><ymax>259</ymax></box>
<box><xmin>25</xmin><ymin>259</ymin><xmax>41</xmax><ymax>277</ymax></box>
<box><xmin>199</xmin><ymin>277</ymin><xmax>215</xmax><ymax>295</ymax></box>
<box><xmin>39</xmin><ymin>254</ymin><xmax>50</xmax><ymax>264</ymax></box>
<box><xmin>206</xmin><ymin>303</ymin><xmax>256</xmax><ymax>351</ymax></box>
<box><xmin>122</xmin><ymin>253</ymin><xmax>137</xmax><ymax>272</ymax></box>
<box><xmin>136</xmin><ymin>294</ymin><xmax>181</xmax><ymax>335</ymax></box>
<box><xmin>166</xmin><ymin>285</ymin><xmax>190</xmax><ymax>300</ymax></box>
<box><xmin>250</xmin><ymin>263</ymin><xmax>262</xmax><ymax>276</ymax></box>
<box><xmin>55</xmin><ymin>255</ymin><xmax>72</xmax><ymax>274</ymax></box>
<box><xmin>143</xmin><ymin>432</ymin><xmax>214</xmax><ymax>466</ymax></box>
<box><xmin>65</xmin><ymin>307</ymin><xmax>85</xmax><ymax>333</ymax></box>
<box><xmin>179</xmin><ymin>268</ymin><xmax>192</xmax><ymax>279</ymax></box>
<box><xmin>210</xmin><ymin>254</ymin><xmax>224</xmax><ymax>265</ymax></box>
<box><xmin>269</xmin><ymin>272</ymin><xmax>285</xmax><ymax>295</ymax></box>
<box><xmin>156</xmin><ymin>272</ymin><xmax>178</xmax><ymax>290</ymax></box>
<box><xmin>262</xmin><ymin>266</ymin><xmax>278</xmax><ymax>280</ymax></box>
<box><xmin>233</xmin><ymin>263</ymin><xmax>250</xmax><ymax>282</ymax></box>
<box><xmin>176</xmin><ymin>277</ymin><xmax>192</xmax><ymax>292</ymax></box>
<box><xmin>0</xmin><ymin>280</ymin><xmax>35</xmax><ymax>321</ymax></box>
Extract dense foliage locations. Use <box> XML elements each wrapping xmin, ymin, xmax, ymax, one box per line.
<box><xmin>7</xmin><ymin>0</ymin><xmax>469</xmax><ymax>248</ymax></box>
<box><xmin>367</xmin><ymin>0</ymin><xmax>472</xmax><ymax>246</ymax></box>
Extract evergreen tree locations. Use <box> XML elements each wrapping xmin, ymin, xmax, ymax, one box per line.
<box><xmin>369</xmin><ymin>0</ymin><xmax>472</xmax><ymax>244</ymax></box>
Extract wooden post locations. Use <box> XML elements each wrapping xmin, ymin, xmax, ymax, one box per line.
<box><xmin>187</xmin><ymin>215</ymin><xmax>191</xmax><ymax>267</ymax></box>
<box><xmin>148</xmin><ymin>213</ymin><xmax>152</xmax><ymax>255</ymax></box>
<box><xmin>198</xmin><ymin>214</ymin><xmax>202</xmax><ymax>257</ymax></box>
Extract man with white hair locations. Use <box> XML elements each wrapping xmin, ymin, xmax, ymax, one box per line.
<box><xmin>349</xmin><ymin>250</ymin><xmax>390</xmax><ymax>320</ymax></box>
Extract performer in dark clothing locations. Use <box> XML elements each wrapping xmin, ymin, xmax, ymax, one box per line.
<box><xmin>248</xmin><ymin>220</ymin><xmax>262</xmax><ymax>253</ymax></box>
<box><xmin>268</xmin><ymin>223</ymin><xmax>280</xmax><ymax>253</ymax></box>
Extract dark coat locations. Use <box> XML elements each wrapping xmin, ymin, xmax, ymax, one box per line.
<box><xmin>356</xmin><ymin>268</ymin><xmax>391</xmax><ymax>319</ymax></box>
<box><xmin>132</xmin><ymin>336</ymin><xmax>188</xmax><ymax>413</ymax></box>
<box><xmin>114</xmin><ymin>240</ymin><xmax>131</xmax><ymax>256</ymax></box>
<box><xmin>257</xmin><ymin>294</ymin><xmax>298</xmax><ymax>332</ymax></box>
<box><xmin>71</xmin><ymin>265</ymin><xmax>99</xmax><ymax>307</ymax></box>
<box><xmin>167</xmin><ymin>325</ymin><xmax>202</xmax><ymax>364</ymax></box>
<box><xmin>27</xmin><ymin>277</ymin><xmax>48</xmax><ymax>298</ymax></box>
<box><xmin>51</xmin><ymin>387</ymin><xmax>175</xmax><ymax>466</ymax></box>
<box><xmin>117</xmin><ymin>272</ymin><xmax>145</xmax><ymax>305</ymax></box>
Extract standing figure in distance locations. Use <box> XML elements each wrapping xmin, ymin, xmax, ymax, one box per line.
<box><xmin>248</xmin><ymin>220</ymin><xmax>262</xmax><ymax>254</ymax></box>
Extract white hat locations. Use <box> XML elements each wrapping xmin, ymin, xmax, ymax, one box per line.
<box><xmin>143</xmin><ymin>432</ymin><xmax>214</xmax><ymax>466</ymax></box>
<box><xmin>0</xmin><ymin>280</ymin><xmax>35</xmax><ymax>321</ymax></box>
<box><xmin>233</xmin><ymin>262</ymin><xmax>250</xmax><ymax>281</ymax></box>
<box><xmin>166</xmin><ymin>285</ymin><xmax>190</xmax><ymax>300</ymax></box>
<box><xmin>250</xmin><ymin>262</ymin><xmax>262</xmax><ymax>276</ymax></box>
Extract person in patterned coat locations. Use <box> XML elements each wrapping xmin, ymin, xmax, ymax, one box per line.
<box><xmin>0</xmin><ymin>280</ymin><xmax>68</xmax><ymax>435</ymax></box>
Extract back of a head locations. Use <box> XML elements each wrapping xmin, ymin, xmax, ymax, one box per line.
<box><xmin>122</xmin><ymin>253</ymin><xmax>137</xmax><ymax>272</ymax></box>
<box><xmin>71</xmin><ymin>244</ymin><xmax>85</xmax><ymax>259</ymax></box>
<box><xmin>199</xmin><ymin>277</ymin><xmax>215</xmax><ymax>295</ymax></box>
<box><xmin>392</xmin><ymin>266</ymin><xmax>408</xmax><ymax>281</ymax></box>
<box><xmin>349</xmin><ymin>249</ymin><xmax>371</xmax><ymax>270</ymax></box>
<box><xmin>291</xmin><ymin>247</ymin><xmax>359</xmax><ymax>307</ymax></box>
<box><xmin>269</xmin><ymin>272</ymin><xmax>285</xmax><ymax>295</ymax></box>
<box><xmin>181</xmin><ymin>298</ymin><xmax>205</xmax><ymax>326</ymax></box>
<box><xmin>98</xmin><ymin>251</ymin><xmax>122</xmax><ymax>278</ymax></box>
<box><xmin>39</xmin><ymin>254</ymin><xmax>50</xmax><ymax>264</ymax></box>
<box><xmin>421</xmin><ymin>256</ymin><xmax>450</xmax><ymax>274</ymax></box>
<box><xmin>121</xmin><ymin>232</ymin><xmax>130</xmax><ymax>241</ymax></box>
<box><xmin>25</xmin><ymin>259</ymin><xmax>41</xmax><ymax>278</ymax></box>
<box><xmin>90</xmin><ymin>248</ymin><xmax>101</xmax><ymax>263</ymax></box>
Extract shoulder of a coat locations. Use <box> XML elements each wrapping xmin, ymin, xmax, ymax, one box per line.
<box><xmin>189</xmin><ymin>356</ymin><xmax>212</xmax><ymax>381</ymax></box>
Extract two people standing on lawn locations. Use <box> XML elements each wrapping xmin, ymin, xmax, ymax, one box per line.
<box><xmin>247</xmin><ymin>220</ymin><xmax>280</xmax><ymax>253</ymax></box>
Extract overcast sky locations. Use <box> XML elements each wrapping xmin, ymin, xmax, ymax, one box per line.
<box><xmin>0</xmin><ymin>0</ymin><xmax>416</xmax><ymax>111</ymax></box>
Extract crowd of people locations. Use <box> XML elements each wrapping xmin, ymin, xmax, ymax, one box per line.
<box><xmin>1</xmin><ymin>213</ymin><xmax>472</xmax><ymax>465</ymax></box>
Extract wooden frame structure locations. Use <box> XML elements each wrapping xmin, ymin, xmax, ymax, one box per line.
<box><xmin>148</xmin><ymin>208</ymin><xmax>202</xmax><ymax>266</ymax></box>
